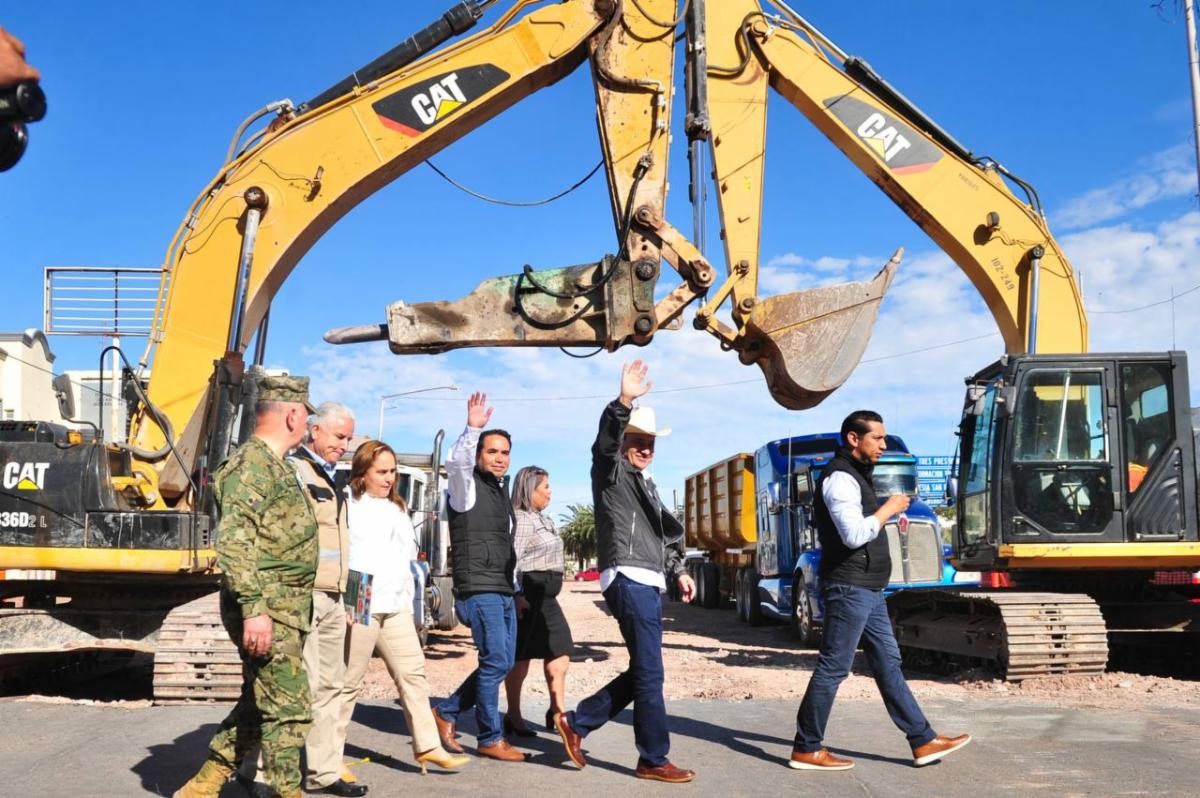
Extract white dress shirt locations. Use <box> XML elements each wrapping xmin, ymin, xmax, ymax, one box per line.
<box><xmin>445</xmin><ymin>425</ymin><xmax>482</xmax><ymax>513</ymax></box>
<box><xmin>822</xmin><ymin>470</ymin><xmax>882</xmax><ymax>548</ymax></box>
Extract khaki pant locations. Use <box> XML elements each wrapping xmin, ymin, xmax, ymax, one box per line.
<box><xmin>303</xmin><ymin>590</ymin><xmax>350</xmax><ymax>789</ymax></box>
<box><xmin>338</xmin><ymin>611</ymin><xmax>439</xmax><ymax>756</ymax></box>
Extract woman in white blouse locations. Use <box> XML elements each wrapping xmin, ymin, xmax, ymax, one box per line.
<box><xmin>336</xmin><ymin>440</ymin><xmax>470</xmax><ymax>775</ymax></box>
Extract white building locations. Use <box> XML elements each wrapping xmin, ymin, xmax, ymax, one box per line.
<box><xmin>1</xmin><ymin>328</ymin><xmax>147</xmax><ymax>442</ymax></box>
<box><xmin>0</xmin><ymin>329</ymin><xmax>69</xmax><ymax>425</ymax></box>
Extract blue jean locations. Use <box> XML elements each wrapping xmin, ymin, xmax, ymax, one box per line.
<box><xmin>795</xmin><ymin>581</ymin><xmax>935</xmax><ymax>752</ymax></box>
<box><xmin>570</xmin><ymin>574</ymin><xmax>670</xmax><ymax>766</ymax></box>
<box><xmin>435</xmin><ymin>592</ymin><xmax>516</xmax><ymax>746</ymax></box>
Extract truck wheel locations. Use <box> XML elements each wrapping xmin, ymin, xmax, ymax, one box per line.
<box><xmin>744</xmin><ymin>570</ymin><xmax>764</xmax><ymax>627</ymax></box>
<box><xmin>686</xmin><ymin>561</ymin><xmax>700</xmax><ymax>605</ymax></box>
<box><xmin>431</xmin><ymin>576</ymin><xmax>457</xmax><ymax>631</ymax></box>
<box><xmin>734</xmin><ymin>568</ymin><xmax>748</xmax><ymax>622</ymax></box>
<box><xmin>792</xmin><ymin>577</ymin><xmax>819</xmax><ymax>647</ymax></box>
<box><xmin>701</xmin><ymin>562</ymin><xmax>720</xmax><ymax>609</ymax></box>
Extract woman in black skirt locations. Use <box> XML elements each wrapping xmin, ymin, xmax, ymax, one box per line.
<box><xmin>503</xmin><ymin>465</ymin><xmax>574</xmax><ymax>736</ymax></box>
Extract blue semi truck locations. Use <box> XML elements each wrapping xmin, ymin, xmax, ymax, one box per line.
<box><xmin>682</xmin><ymin>433</ymin><xmax>976</xmax><ymax>645</ymax></box>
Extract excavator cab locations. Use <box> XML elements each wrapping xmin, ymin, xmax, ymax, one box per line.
<box><xmin>954</xmin><ymin>352</ymin><xmax>1200</xmax><ymax>572</ymax></box>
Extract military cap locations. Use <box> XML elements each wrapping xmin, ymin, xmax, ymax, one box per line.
<box><xmin>258</xmin><ymin>374</ymin><xmax>317</xmax><ymax>412</ymax></box>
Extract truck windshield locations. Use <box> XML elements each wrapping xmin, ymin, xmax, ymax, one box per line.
<box><xmin>872</xmin><ymin>463</ymin><xmax>918</xmax><ymax>497</ymax></box>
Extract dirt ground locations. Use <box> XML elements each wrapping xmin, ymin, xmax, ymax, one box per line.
<box><xmin>356</xmin><ymin>581</ymin><xmax>1200</xmax><ymax>713</ymax></box>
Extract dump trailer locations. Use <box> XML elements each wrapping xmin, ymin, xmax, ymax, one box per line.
<box><xmin>683</xmin><ymin>434</ymin><xmax>976</xmax><ymax>645</ymax></box>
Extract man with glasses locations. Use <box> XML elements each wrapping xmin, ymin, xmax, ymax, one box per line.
<box><xmin>554</xmin><ymin>360</ymin><xmax>697</xmax><ymax>784</ymax></box>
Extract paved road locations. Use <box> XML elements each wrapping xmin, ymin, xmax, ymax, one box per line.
<box><xmin>1</xmin><ymin>695</ymin><xmax>1193</xmax><ymax>796</ymax></box>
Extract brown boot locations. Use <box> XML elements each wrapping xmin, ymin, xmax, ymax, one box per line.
<box><xmin>173</xmin><ymin>758</ymin><xmax>234</xmax><ymax>798</ymax></box>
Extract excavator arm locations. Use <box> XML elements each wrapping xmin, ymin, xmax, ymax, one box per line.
<box><xmin>129</xmin><ymin>0</ymin><xmax>1088</xmax><ymax>508</ymax></box>
<box><xmin>131</xmin><ymin>0</ymin><xmax>613</xmax><ymax>499</ymax></box>
<box><xmin>718</xmin><ymin>0</ymin><xmax>1086</xmax><ymax>355</ymax></box>
<box><xmin>332</xmin><ymin>0</ymin><xmax>1086</xmax><ymax>404</ymax></box>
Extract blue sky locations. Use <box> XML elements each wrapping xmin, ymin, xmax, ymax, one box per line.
<box><xmin>4</xmin><ymin>1</ymin><xmax>1199</xmax><ymax>512</ymax></box>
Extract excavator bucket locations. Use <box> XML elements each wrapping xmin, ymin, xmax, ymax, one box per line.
<box><xmin>743</xmin><ymin>249</ymin><xmax>902</xmax><ymax>410</ymax></box>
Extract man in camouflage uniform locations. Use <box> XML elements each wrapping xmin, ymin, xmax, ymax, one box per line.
<box><xmin>175</xmin><ymin>375</ymin><xmax>319</xmax><ymax>798</ymax></box>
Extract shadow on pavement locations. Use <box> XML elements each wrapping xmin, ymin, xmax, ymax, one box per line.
<box><xmin>133</xmin><ymin>721</ymin><xmax>222</xmax><ymax>796</ymax></box>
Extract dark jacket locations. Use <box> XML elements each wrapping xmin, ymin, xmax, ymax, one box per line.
<box><xmin>447</xmin><ymin>467</ymin><xmax>517</xmax><ymax>596</ymax></box>
<box><xmin>591</xmin><ymin>400</ymin><xmax>685</xmax><ymax>580</ymax></box>
<box><xmin>813</xmin><ymin>447</ymin><xmax>891</xmax><ymax>589</ymax></box>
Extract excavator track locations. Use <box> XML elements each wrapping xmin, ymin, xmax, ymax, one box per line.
<box><xmin>152</xmin><ymin>592</ymin><xmax>243</xmax><ymax>704</ymax></box>
<box><xmin>889</xmin><ymin>590</ymin><xmax>1109</xmax><ymax>680</ymax></box>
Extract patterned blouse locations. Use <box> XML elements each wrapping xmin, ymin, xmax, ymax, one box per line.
<box><xmin>513</xmin><ymin>508</ymin><xmax>565</xmax><ymax>579</ymax></box>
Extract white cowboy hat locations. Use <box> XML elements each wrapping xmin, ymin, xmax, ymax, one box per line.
<box><xmin>626</xmin><ymin>406</ymin><xmax>671</xmax><ymax>438</ymax></box>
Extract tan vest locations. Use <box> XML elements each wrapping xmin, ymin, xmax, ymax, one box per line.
<box><xmin>290</xmin><ymin>453</ymin><xmax>350</xmax><ymax>593</ymax></box>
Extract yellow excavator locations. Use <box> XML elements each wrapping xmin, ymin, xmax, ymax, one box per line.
<box><xmin>0</xmin><ymin>0</ymin><xmax>1195</xmax><ymax>699</ymax></box>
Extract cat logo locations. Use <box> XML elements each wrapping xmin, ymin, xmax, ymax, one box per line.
<box><xmin>3</xmin><ymin>462</ymin><xmax>49</xmax><ymax>491</ymax></box>
<box><xmin>411</xmin><ymin>73</ymin><xmax>467</xmax><ymax>126</ymax></box>
<box><xmin>856</xmin><ymin>112</ymin><xmax>913</xmax><ymax>163</ymax></box>
<box><xmin>373</xmin><ymin>65</ymin><xmax>510</xmax><ymax>137</ymax></box>
<box><xmin>823</xmin><ymin>96</ymin><xmax>942</xmax><ymax>175</ymax></box>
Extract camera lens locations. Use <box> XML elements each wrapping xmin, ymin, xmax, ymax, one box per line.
<box><xmin>0</xmin><ymin>121</ymin><xmax>28</xmax><ymax>172</ymax></box>
<box><xmin>15</xmin><ymin>83</ymin><xmax>46</xmax><ymax>122</ymax></box>
<box><xmin>0</xmin><ymin>82</ymin><xmax>45</xmax><ymax>122</ymax></box>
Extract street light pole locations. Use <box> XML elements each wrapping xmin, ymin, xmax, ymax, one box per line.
<box><xmin>377</xmin><ymin>384</ymin><xmax>458</xmax><ymax>439</ymax></box>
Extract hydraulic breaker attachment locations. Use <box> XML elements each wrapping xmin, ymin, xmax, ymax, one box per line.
<box><xmin>738</xmin><ymin>249</ymin><xmax>902</xmax><ymax>410</ymax></box>
<box><xmin>324</xmin><ymin>256</ymin><xmax>659</xmax><ymax>352</ymax></box>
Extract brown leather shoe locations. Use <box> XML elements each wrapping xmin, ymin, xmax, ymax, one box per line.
<box><xmin>912</xmin><ymin>734</ymin><xmax>972</xmax><ymax>766</ymax></box>
<box><xmin>635</xmin><ymin>762</ymin><xmax>695</xmax><ymax>783</ymax></box>
<box><xmin>554</xmin><ymin>712</ymin><xmax>587</xmax><ymax>769</ymax></box>
<box><xmin>476</xmin><ymin>738</ymin><xmax>529</xmax><ymax>762</ymax></box>
<box><xmin>431</xmin><ymin>707</ymin><xmax>464</xmax><ymax>754</ymax></box>
<box><xmin>788</xmin><ymin>748</ymin><xmax>854</xmax><ymax>770</ymax></box>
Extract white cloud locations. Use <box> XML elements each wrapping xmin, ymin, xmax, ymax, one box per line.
<box><xmin>1063</xmin><ymin>211</ymin><xmax>1200</xmax><ymax>352</ymax></box>
<box><xmin>760</xmin><ymin>252</ymin><xmax>881</xmax><ymax>293</ymax></box>
<box><xmin>1053</xmin><ymin>142</ymin><xmax>1196</xmax><ymax>229</ymax></box>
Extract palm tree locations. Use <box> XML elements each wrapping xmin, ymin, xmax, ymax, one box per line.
<box><xmin>559</xmin><ymin>503</ymin><xmax>597</xmax><ymax>571</ymax></box>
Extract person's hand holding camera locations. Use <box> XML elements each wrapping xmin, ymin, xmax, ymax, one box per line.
<box><xmin>0</xmin><ymin>27</ymin><xmax>40</xmax><ymax>85</ymax></box>
<box><xmin>0</xmin><ymin>26</ymin><xmax>45</xmax><ymax>172</ymax></box>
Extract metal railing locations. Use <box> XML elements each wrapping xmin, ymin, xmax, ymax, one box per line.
<box><xmin>43</xmin><ymin>266</ymin><xmax>165</xmax><ymax>337</ymax></box>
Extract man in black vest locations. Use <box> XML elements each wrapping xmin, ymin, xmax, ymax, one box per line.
<box><xmin>554</xmin><ymin>360</ymin><xmax>697</xmax><ymax>784</ymax></box>
<box><xmin>432</xmin><ymin>392</ymin><xmax>527</xmax><ymax>763</ymax></box>
<box><xmin>790</xmin><ymin>410</ymin><xmax>970</xmax><ymax>771</ymax></box>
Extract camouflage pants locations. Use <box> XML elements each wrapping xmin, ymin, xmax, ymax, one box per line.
<box><xmin>208</xmin><ymin>590</ymin><xmax>312</xmax><ymax>795</ymax></box>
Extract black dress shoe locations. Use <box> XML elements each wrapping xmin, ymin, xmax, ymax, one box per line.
<box><xmin>314</xmin><ymin>780</ymin><xmax>368</xmax><ymax>797</ymax></box>
<box><xmin>545</xmin><ymin>708</ymin><xmax>557</xmax><ymax>732</ymax></box>
<box><xmin>504</xmin><ymin>714</ymin><xmax>538</xmax><ymax>738</ymax></box>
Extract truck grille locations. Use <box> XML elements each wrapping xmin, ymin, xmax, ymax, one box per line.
<box><xmin>885</xmin><ymin>519</ymin><xmax>942</xmax><ymax>584</ymax></box>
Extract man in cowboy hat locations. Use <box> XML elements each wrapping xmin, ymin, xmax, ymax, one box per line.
<box><xmin>554</xmin><ymin>360</ymin><xmax>697</xmax><ymax>784</ymax></box>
